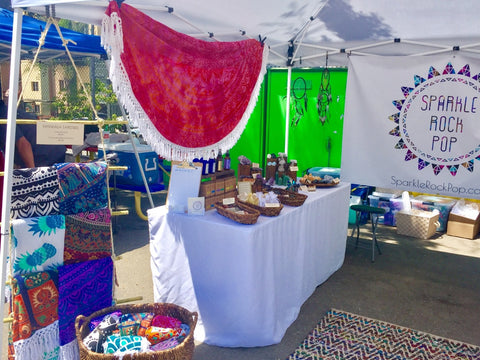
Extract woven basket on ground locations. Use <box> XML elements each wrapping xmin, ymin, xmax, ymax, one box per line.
<box><xmin>236</xmin><ymin>199</ymin><xmax>283</xmax><ymax>217</ymax></box>
<box><xmin>75</xmin><ymin>303</ymin><xmax>198</xmax><ymax>360</ymax></box>
<box><xmin>214</xmin><ymin>201</ymin><xmax>260</xmax><ymax>224</ymax></box>
<box><xmin>271</xmin><ymin>188</ymin><xmax>308</xmax><ymax>207</ymax></box>
<box><xmin>395</xmin><ymin>209</ymin><xmax>440</xmax><ymax>239</ymax></box>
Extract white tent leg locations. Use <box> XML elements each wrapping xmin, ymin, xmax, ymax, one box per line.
<box><xmin>0</xmin><ymin>8</ymin><xmax>23</xmax><ymax>353</ymax></box>
<box><xmin>284</xmin><ymin>66</ymin><xmax>292</xmax><ymax>155</ymax></box>
<box><xmin>119</xmin><ymin>106</ymin><xmax>155</xmax><ymax>209</ymax></box>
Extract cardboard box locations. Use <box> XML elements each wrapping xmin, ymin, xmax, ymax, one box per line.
<box><xmin>447</xmin><ymin>213</ymin><xmax>480</xmax><ymax>239</ymax></box>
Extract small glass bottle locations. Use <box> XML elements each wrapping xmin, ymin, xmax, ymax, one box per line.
<box><xmin>216</xmin><ymin>150</ymin><xmax>223</xmax><ymax>172</ymax></box>
<box><xmin>224</xmin><ymin>150</ymin><xmax>231</xmax><ymax>170</ymax></box>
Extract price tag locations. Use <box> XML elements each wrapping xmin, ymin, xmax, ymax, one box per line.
<box><xmin>289</xmin><ymin>166</ymin><xmax>299</xmax><ymax>172</ymax></box>
<box><xmin>223</xmin><ymin>197</ymin><xmax>235</xmax><ymax>205</ymax></box>
<box><xmin>265</xmin><ymin>203</ymin><xmax>281</xmax><ymax>208</ymax></box>
<box><xmin>300</xmin><ymin>185</ymin><xmax>309</xmax><ymax>192</ymax></box>
<box><xmin>252</xmin><ymin>162</ymin><xmax>260</xmax><ymax>168</ymax></box>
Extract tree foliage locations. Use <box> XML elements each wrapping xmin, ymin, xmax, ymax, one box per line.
<box><xmin>52</xmin><ymin>78</ymin><xmax>118</xmax><ymax>120</ymax></box>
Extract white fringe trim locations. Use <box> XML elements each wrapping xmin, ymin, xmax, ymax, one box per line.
<box><xmin>101</xmin><ymin>10</ymin><xmax>269</xmax><ymax>161</ymax></box>
<box><xmin>13</xmin><ymin>321</ymin><xmax>60</xmax><ymax>360</ymax></box>
<box><xmin>59</xmin><ymin>339</ymin><xmax>80</xmax><ymax>360</ymax></box>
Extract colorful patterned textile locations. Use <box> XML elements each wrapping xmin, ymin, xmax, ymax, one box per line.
<box><xmin>151</xmin><ymin>314</ymin><xmax>181</xmax><ymax>329</ymax></box>
<box><xmin>12</xmin><ymin>271</ymin><xmax>59</xmax><ymax>342</ymax></box>
<box><xmin>89</xmin><ymin>311</ymin><xmax>122</xmax><ymax>332</ymax></box>
<box><xmin>11</xmin><ymin>167</ymin><xmax>59</xmax><ymax>219</ymax></box>
<box><xmin>11</xmin><ymin>215</ymin><xmax>65</xmax><ymax>276</ymax></box>
<box><xmin>150</xmin><ymin>337</ymin><xmax>179</xmax><ymax>351</ymax></box>
<box><xmin>103</xmin><ymin>334</ymin><xmax>151</xmax><ymax>355</ymax></box>
<box><xmin>58</xmin><ymin>257</ymin><xmax>113</xmax><ymax>346</ymax></box>
<box><xmin>83</xmin><ymin>313</ymin><xmax>120</xmax><ymax>353</ymax></box>
<box><xmin>118</xmin><ymin>313</ymin><xmax>144</xmax><ymax>336</ymax></box>
<box><xmin>64</xmin><ymin>207</ymin><xmax>112</xmax><ymax>264</ymax></box>
<box><xmin>101</xmin><ymin>2</ymin><xmax>268</xmax><ymax>161</ymax></box>
<box><xmin>145</xmin><ymin>326</ymin><xmax>181</xmax><ymax>345</ymax></box>
<box><xmin>13</xmin><ymin>321</ymin><xmax>60</xmax><ymax>360</ymax></box>
<box><xmin>137</xmin><ymin>313</ymin><xmax>154</xmax><ymax>337</ymax></box>
<box><xmin>56</xmin><ymin>162</ymin><xmax>108</xmax><ymax>215</ymax></box>
<box><xmin>287</xmin><ymin>309</ymin><xmax>480</xmax><ymax>360</ymax></box>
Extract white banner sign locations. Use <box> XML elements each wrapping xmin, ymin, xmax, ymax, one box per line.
<box><xmin>342</xmin><ymin>54</ymin><xmax>480</xmax><ymax>199</ymax></box>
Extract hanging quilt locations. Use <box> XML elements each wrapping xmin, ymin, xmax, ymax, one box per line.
<box><xmin>11</xmin><ymin>215</ymin><xmax>65</xmax><ymax>277</ymax></box>
<box><xmin>58</xmin><ymin>257</ymin><xmax>113</xmax><ymax>348</ymax></box>
<box><xmin>63</xmin><ymin>207</ymin><xmax>112</xmax><ymax>264</ymax></box>
<box><xmin>10</xmin><ymin>167</ymin><xmax>60</xmax><ymax>220</ymax></box>
<box><xmin>56</xmin><ymin>162</ymin><xmax>108</xmax><ymax>215</ymax></box>
<box><xmin>11</xmin><ymin>270</ymin><xmax>59</xmax><ymax>342</ymax></box>
<box><xmin>101</xmin><ymin>2</ymin><xmax>268</xmax><ymax>161</ymax></box>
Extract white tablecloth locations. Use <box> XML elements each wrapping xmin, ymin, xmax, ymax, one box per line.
<box><xmin>148</xmin><ymin>182</ymin><xmax>350</xmax><ymax>347</ymax></box>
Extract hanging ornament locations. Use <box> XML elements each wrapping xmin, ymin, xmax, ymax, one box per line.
<box><xmin>317</xmin><ymin>54</ymin><xmax>332</xmax><ymax>125</ymax></box>
<box><xmin>291</xmin><ymin>77</ymin><xmax>307</xmax><ymax>127</ymax></box>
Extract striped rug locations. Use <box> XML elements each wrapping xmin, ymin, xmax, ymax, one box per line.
<box><xmin>287</xmin><ymin>309</ymin><xmax>480</xmax><ymax>359</ymax></box>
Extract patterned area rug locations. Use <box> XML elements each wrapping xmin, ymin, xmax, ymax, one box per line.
<box><xmin>287</xmin><ymin>309</ymin><xmax>480</xmax><ymax>359</ymax></box>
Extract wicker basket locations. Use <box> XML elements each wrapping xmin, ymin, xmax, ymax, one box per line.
<box><xmin>271</xmin><ymin>188</ymin><xmax>308</xmax><ymax>207</ymax></box>
<box><xmin>75</xmin><ymin>303</ymin><xmax>198</xmax><ymax>360</ymax></box>
<box><xmin>395</xmin><ymin>209</ymin><xmax>440</xmax><ymax>239</ymax></box>
<box><xmin>236</xmin><ymin>199</ymin><xmax>283</xmax><ymax>217</ymax></box>
<box><xmin>214</xmin><ymin>201</ymin><xmax>260</xmax><ymax>224</ymax></box>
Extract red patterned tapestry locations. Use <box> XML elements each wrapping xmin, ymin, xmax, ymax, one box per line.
<box><xmin>101</xmin><ymin>2</ymin><xmax>268</xmax><ymax>161</ymax></box>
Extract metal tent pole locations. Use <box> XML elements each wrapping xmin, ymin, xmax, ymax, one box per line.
<box><xmin>0</xmin><ymin>7</ymin><xmax>23</xmax><ymax>352</ymax></box>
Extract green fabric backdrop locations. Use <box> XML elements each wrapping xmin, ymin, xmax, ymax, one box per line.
<box><xmin>229</xmin><ymin>67</ymin><xmax>347</xmax><ymax>176</ymax></box>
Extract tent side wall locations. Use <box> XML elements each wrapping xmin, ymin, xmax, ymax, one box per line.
<box><xmin>229</xmin><ymin>67</ymin><xmax>347</xmax><ymax>175</ymax></box>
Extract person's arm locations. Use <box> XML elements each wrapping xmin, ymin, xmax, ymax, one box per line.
<box><xmin>16</xmin><ymin>136</ymin><xmax>35</xmax><ymax>168</ymax></box>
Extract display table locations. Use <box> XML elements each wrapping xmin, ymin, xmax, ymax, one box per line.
<box><xmin>148</xmin><ymin>182</ymin><xmax>350</xmax><ymax>347</ymax></box>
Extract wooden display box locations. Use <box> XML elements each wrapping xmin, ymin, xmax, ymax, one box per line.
<box><xmin>215</xmin><ymin>179</ymin><xmax>225</xmax><ymax>195</ymax></box>
<box><xmin>224</xmin><ymin>176</ymin><xmax>237</xmax><ymax>193</ymax></box>
<box><xmin>447</xmin><ymin>213</ymin><xmax>480</xmax><ymax>239</ymax></box>
<box><xmin>238</xmin><ymin>164</ymin><xmax>251</xmax><ymax>179</ymax></box>
<box><xmin>199</xmin><ymin>181</ymin><xmax>216</xmax><ymax>197</ymax></box>
<box><xmin>265</xmin><ymin>165</ymin><xmax>276</xmax><ymax>181</ymax></box>
<box><xmin>223</xmin><ymin>190</ymin><xmax>237</xmax><ymax>201</ymax></box>
<box><xmin>205</xmin><ymin>194</ymin><xmax>223</xmax><ymax>211</ymax></box>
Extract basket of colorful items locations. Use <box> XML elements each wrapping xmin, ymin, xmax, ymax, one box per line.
<box><xmin>299</xmin><ymin>174</ymin><xmax>340</xmax><ymax>187</ymax></box>
<box><xmin>75</xmin><ymin>302</ymin><xmax>197</xmax><ymax>359</ymax></box>
<box><xmin>237</xmin><ymin>191</ymin><xmax>283</xmax><ymax>217</ymax></box>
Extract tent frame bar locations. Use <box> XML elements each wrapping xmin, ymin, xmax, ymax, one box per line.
<box><xmin>0</xmin><ymin>8</ymin><xmax>23</xmax><ymax>352</ymax></box>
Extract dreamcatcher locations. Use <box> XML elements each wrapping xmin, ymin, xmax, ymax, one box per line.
<box><xmin>290</xmin><ymin>77</ymin><xmax>307</xmax><ymax>127</ymax></box>
<box><xmin>317</xmin><ymin>55</ymin><xmax>332</xmax><ymax>125</ymax></box>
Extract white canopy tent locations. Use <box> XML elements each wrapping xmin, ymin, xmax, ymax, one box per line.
<box><xmin>2</xmin><ymin>0</ymin><xmax>480</xmax><ymax>353</ymax></box>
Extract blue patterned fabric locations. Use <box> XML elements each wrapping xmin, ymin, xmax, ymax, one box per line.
<box><xmin>58</xmin><ymin>257</ymin><xmax>113</xmax><ymax>345</ymax></box>
<box><xmin>56</xmin><ymin>162</ymin><xmax>108</xmax><ymax>215</ymax></box>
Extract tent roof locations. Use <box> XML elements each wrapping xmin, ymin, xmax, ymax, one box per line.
<box><xmin>10</xmin><ymin>0</ymin><xmax>480</xmax><ymax>67</ymax></box>
<box><xmin>0</xmin><ymin>6</ymin><xmax>105</xmax><ymax>63</ymax></box>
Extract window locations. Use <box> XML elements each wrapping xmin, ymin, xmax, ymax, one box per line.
<box><xmin>34</xmin><ymin>104</ymin><xmax>40</xmax><ymax>113</ymax></box>
<box><xmin>31</xmin><ymin>81</ymin><xmax>39</xmax><ymax>91</ymax></box>
<box><xmin>59</xmin><ymin>79</ymin><xmax>67</xmax><ymax>90</ymax></box>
